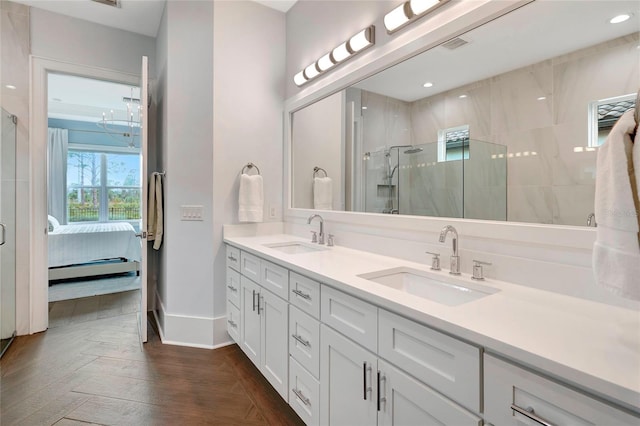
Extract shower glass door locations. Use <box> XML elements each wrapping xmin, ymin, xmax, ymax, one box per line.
<box><xmin>1</xmin><ymin>108</ymin><xmax>17</xmax><ymax>357</ymax></box>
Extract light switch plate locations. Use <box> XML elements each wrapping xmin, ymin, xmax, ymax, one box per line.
<box><xmin>180</xmin><ymin>205</ymin><xmax>203</xmax><ymax>221</ymax></box>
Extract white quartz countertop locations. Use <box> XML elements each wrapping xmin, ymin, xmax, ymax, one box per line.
<box><xmin>224</xmin><ymin>233</ymin><xmax>640</xmax><ymax>412</ymax></box>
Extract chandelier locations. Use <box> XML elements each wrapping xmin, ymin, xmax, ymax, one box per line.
<box><xmin>96</xmin><ymin>87</ymin><xmax>141</xmax><ymax>148</ymax></box>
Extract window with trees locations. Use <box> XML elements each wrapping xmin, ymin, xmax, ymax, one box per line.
<box><xmin>67</xmin><ymin>148</ymin><xmax>141</xmax><ymax>223</ymax></box>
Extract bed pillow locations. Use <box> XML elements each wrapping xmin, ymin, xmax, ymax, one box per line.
<box><xmin>47</xmin><ymin>215</ymin><xmax>60</xmax><ymax>232</ymax></box>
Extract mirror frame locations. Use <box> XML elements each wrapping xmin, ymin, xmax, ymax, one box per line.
<box><xmin>284</xmin><ymin>0</ymin><xmax>595</xmax><ymax>251</ymax></box>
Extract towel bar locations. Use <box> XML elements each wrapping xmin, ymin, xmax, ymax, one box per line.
<box><xmin>313</xmin><ymin>166</ymin><xmax>328</xmax><ymax>178</ymax></box>
<box><xmin>241</xmin><ymin>162</ymin><xmax>261</xmax><ymax>175</ymax></box>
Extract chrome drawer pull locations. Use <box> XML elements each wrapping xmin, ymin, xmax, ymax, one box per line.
<box><xmin>227</xmin><ymin>319</ymin><xmax>237</xmax><ymax>328</ymax></box>
<box><xmin>292</xmin><ymin>289</ymin><xmax>311</xmax><ymax>300</ymax></box>
<box><xmin>511</xmin><ymin>404</ymin><xmax>555</xmax><ymax>426</ymax></box>
<box><xmin>291</xmin><ymin>334</ymin><xmax>311</xmax><ymax>347</ymax></box>
<box><xmin>227</xmin><ymin>254</ymin><xmax>237</xmax><ymax>262</ymax></box>
<box><xmin>227</xmin><ymin>285</ymin><xmax>237</xmax><ymax>292</ymax></box>
<box><xmin>292</xmin><ymin>388</ymin><xmax>311</xmax><ymax>406</ymax></box>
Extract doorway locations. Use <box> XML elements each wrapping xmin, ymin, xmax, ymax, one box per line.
<box><xmin>31</xmin><ymin>57</ymin><xmax>149</xmax><ymax>342</ymax></box>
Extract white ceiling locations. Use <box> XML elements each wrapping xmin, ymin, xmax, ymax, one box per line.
<box><xmin>355</xmin><ymin>0</ymin><xmax>640</xmax><ymax>102</ymax></box>
<box><xmin>12</xmin><ymin>0</ymin><xmax>297</xmax><ymax>38</ymax></box>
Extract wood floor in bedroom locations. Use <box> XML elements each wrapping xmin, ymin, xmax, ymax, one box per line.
<box><xmin>1</xmin><ymin>291</ymin><xmax>304</xmax><ymax>426</ymax></box>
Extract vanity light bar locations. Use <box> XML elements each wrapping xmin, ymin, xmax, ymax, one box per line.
<box><xmin>294</xmin><ymin>26</ymin><xmax>375</xmax><ymax>87</ymax></box>
<box><xmin>384</xmin><ymin>0</ymin><xmax>450</xmax><ymax>34</ymax></box>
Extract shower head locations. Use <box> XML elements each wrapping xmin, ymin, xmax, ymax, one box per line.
<box><xmin>404</xmin><ymin>146</ymin><xmax>423</xmax><ymax>154</ymax></box>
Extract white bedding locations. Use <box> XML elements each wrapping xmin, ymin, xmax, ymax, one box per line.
<box><xmin>48</xmin><ymin>222</ymin><xmax>141</xmax><ymax>268</ymax></box>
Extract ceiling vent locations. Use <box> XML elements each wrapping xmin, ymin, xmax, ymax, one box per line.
<box><xmin>441</xmin><ymin>37</ymin><xmax>469</xmax><ymax>50</ymax></box>
<box><xmin>91</xmin><ymin>0</ymin><xmax>121</xmax><ymax>8</ymax></box>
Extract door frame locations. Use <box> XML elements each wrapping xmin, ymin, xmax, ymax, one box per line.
<box><xmin>30</xmin><ymin>56</ymin><xmax>141</xmax><ymax>333</ymax></box>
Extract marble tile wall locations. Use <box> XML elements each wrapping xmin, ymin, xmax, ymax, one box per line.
<box><xmin>1</xmin><ymin>1</ymin><xmax>30</xmax><ymax>334</ymax></box>
<box><xmin>408</xmin><ymin>32</ymin><xmax>639</xmax><ymax>226</ymax></box>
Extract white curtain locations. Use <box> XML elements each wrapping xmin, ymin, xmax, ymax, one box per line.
<box><xmin>48</xmin><ymin>128</ymin><xmax>68</xmax><ymax>224</ymax></box>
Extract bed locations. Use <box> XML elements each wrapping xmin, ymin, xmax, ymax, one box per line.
<box><xmin>48</xmin><ymin>221</ymin><xmax>141</xmax><ymax>281</ymax></box>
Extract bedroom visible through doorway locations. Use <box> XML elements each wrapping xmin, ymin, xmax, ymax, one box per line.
<box><xmin>47</xmin><ymin>73</ymin><xmax>143</xmax><ymax>304</ymax></box>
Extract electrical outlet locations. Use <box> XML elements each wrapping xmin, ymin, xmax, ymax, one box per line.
<box><xmin>269</xmin><ymin>204</ymin><xmax>277</xmax><ymax>218</ymax></box>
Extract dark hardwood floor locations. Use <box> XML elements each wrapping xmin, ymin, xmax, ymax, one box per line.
<box><xmin>1</xmin><ymin>292</ymin><xmax>304</xmax><ymax>426</ymax></box>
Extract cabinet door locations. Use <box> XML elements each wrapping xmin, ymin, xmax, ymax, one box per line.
<box><xmin>321</xmin><ymin>325</ymin><xmax>378</xmax><ymax>426</ymax></box>
<box><xmin>378</xmin><ymin>360</ymin><xmax>481</xmax><ymax>426</ymax></box>
<box><xmin>484</xmin><ymin>354</ymin><xmax>640</xmax><ymax>426</ymax></box>
<box><xmin>260</xmin><ymin>288</ymin><xmax>289</xmax><ymax>401</ymax></box>
<box><xmin>240</xmin><ymin>276</ymin><xmax>261</xmax><ymax>367</ymax></box>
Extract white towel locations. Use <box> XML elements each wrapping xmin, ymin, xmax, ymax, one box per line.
<box><xmin>147</xmin><ymin>173</ymin><xmax>164</xmax><ymax>250</ymax></box>
<box><xmin>239</xmin><ymin>174</ymin><xmax>263</xmax><ymax>222</ymax></box>
<box><xmin>313</xmin><ymin>177</ymin><xmax>333</xmax><ymax>210</ymax></box>
<box><xmin>593</xmin><ymin>108</ymin><xmax>640</xmax><ymax>300</ymax></box>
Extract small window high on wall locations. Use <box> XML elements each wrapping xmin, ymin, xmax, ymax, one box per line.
<box><xmin>67</xmin><ymin>147</ymin><xmax>141</xmax><ymax>223</ymax></box>
<box><xmin>438</xmin><ymin>125</ymin><xmax>470</xmax><ymax>162</ymax></box>
<box><xmin>589</xmin><ymin>93</ymin><xmax>636</xmax><ymax>147</ymax></box>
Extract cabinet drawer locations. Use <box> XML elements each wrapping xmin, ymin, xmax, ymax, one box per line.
<box><xmin>240</xmin><ymin>251</ymin><xmax>261</xmax><ymax>283</ymax></box>
<box><xmin>484</xmin><ymin>354</ymin><xmax>640</xmax><ymax>426</ymax></box>
<box><xmin>226</xmin><ymin>245</ymin><xmax>240</xmax><ymax>271</ymax></box>
<box><xmin>289</xmin><ymin>272</ymin><xmax>320</xmax><ymax>319</ymax></box>
<box><xmin>289</xmin><ymin>356</ymin><xmax>320</xmax><ymax>426</ymax></box>
<box><xmin>289</xmin><ymin>305</ymin><xmax>320</xmax><ymax>379</ymax></box>
<box><xmin>379</xmin><ymin>309</ymin><xmax>481</xmax><ymax>413</ymax></box>
<box><xmin>226</xmin><ymin>300</ymin><xmax>240</xmax><ymax>343</ymax></box>
<box><xmin>261</xmin><ymin>260</ymin><xmax>289</xmax><ymax>300</ymax></box>
<box><xmin>321</xmin><ymin>285</ymin><xmax>377</xmax><ymax>353</ymax></box>
<box><xmin>226</xmin><ymin>268</ymin><xmax>241</xmax><ymax>308</ymax></box>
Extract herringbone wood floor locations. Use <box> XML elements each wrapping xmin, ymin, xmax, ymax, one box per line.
<box><xmin>0</xmin><ymin>291</ymin><xmax>304</xmax><ymax>426</ymax></box>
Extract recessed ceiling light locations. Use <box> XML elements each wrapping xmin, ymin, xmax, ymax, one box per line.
<box><xmin>362</xmin><ymin>106</ymin><xmax>368</xmax><ymax>110</ymax></box>
<box><xmin>458</xmin><ymin>94</ymin><xmax>467</xmax><ymax>99</ymax></box>
<box><xmin>537</xmin><ymin>96</ymin><xmax>546</xmax><ymax>101</ymax></box>
<box><xmin>423</xmin><ymin>82</ymin><xmax>433</xmax><ymax>88</ymax></box>
<box><xmin>5</xmin><ymin>84</ymin><xmax>16</xmax><ymax>90</ymax></box>
<box><xmin>610</xmin><ymin>14</ymin><xmax>631</xmax><ymax>24</ymax></box>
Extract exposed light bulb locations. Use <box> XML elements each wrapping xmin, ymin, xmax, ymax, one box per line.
<box><xmin>537</xmin><ymin>96</ymin><xmax>546</xmax><ymax>101</ymax></box>
<box><xmin>423</xmin><ymin>82</ymin><xmax>433</xmax><ymax>88</ymax></box>
<box><xmin>384</xmin><ymin>3</ymin><xmax>410</xmax><ymax>33</ymax></box>
<box><xmin>332</xmin><ymin>42</ymin><xmax>351</xmax><ymax>63</ymax></box>
<box><xmin>409</xmin><ymin>0</ymin><xmax>439</xmax><ymax>16</ymax></box>
<box><xmin>316</xmin><ymin>52</ymin><xmax>335</xmax><ymax>72</ymax></box>
<box><xmin>5</xmin><ymin>84</ymin><xmax>16</xmax><ymax>90</ymax></box>
<box><xmin>349</xmin><ymin>28</ymin><xmax>373</xmax><ymax>52</ymax></box>
<box><xmin>304</xmin><ymin>63</ymin><xmax>320</xmax><ymax>80</ymax></box>
<box><xmin>458</xmin><ymin>94</ymin><xmax>467</xmax><ymax>99</ymax></box>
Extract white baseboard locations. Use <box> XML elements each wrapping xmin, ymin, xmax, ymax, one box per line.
<box><xmin>213</xmin><ymin>315</ymin><xmax>234</xmax><ymax>348</ymax></box>
<box><xmin>153</xmin><ymin>291</ymin><xmax>215</xmax><ymax>349</ymax></box>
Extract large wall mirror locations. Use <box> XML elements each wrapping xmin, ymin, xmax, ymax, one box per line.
<box><xmin>291</xmin><ymin>0</ymin><xmax>639</xmax><ymax>226</ymax></box>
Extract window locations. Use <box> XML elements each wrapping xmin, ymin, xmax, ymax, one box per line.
<box><xmin>67</xmin><ymin>147</ymin><xmax>141</xmax><ymax>223</ymax></box>
<box><xmin>438</xmin><ymin>125</ymin><xmax>470</xmax><ymax>162</ymax></box>
<box><xmin>588</xmin><ymin>94</ymin><xmax>635</xmax><ymax>147</ymax></box>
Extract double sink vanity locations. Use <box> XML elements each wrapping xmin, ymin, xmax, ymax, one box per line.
<box><xmin>224</xmin><ymin>222</ymin><xmax>640</xmax><ymax>425</ymax></box>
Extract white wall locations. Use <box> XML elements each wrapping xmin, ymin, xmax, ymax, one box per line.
<box><xmin>154</xmin><ymin>1</ymin><xmax>215</xmax><ymax>347</ymax></box>
<box><xmin>31</xmin><ymin>7</ymin><xmax>156</xmax><ymax>77</ymax></box>
<box><xmin>213</xmin><ymin>1</ymin><xmax>285</xmax><ymax>345</ymax></box>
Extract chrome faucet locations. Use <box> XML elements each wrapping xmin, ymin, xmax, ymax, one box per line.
<box><xmin>587</xmin><ymin>213</ymin><xmax>597</xmax><ymax>227</ymax></box>
<box><xmin>307</xmin><ymin>214</ymin><xmax>325</xmax><ymax>244</ymax></box>
<box><xmin>438</xmin><ymin>225</ymin><xmax>460</xmax><ymax>275</ymax></box>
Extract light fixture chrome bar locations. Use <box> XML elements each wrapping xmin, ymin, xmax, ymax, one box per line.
<box><xmin>384</xmin><ymin>0</ymin><xmax>450</xmax><ymax>34</ymax></box>
<box><xmin>294</xmin><ymin>25</ymin><xmax>375</xmax><ymax>87</ymax></box>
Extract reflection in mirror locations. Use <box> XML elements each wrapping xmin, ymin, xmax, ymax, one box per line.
<box><xmin>291</xmin><ymin>0</ymin><xmax>639</xmax><ymax>226</ymax></box>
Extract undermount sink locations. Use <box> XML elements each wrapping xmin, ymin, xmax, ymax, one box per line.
<box><xmin>358</xmin><ymin>267</ymin><xmax>499</xmax><ymax>306</ymax></box>
<box><xmin>263</xmin><ymin>241</ymin><xmax>328</xmax><ymax>254</ymax></box>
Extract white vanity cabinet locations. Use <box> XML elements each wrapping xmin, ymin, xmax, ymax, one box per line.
<box><xmin>239</xmin><ymin>274</ymin><xmax>289</xmax><ymax>401</ymax></box>
<box><xmin>484</xmin><ymin>354</ymin><xmax>640</xmax><ymax>426</ymax></box>
<box><xmin>225</xmin><ymin>244</ymin><xmax>242</xmax><ymax>342</ymax></box>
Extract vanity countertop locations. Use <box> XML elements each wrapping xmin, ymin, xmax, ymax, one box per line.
<box><xmin>224</xmin><ymin>233</ymin><xmax>640</xmax><ymax>412</ymax></box>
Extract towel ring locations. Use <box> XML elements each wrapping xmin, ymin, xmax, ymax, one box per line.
<box><xmin>241</xmin><ymin>162</ymin><xmax>261</xmax><ymax>176</ymax></box>
<box><xmin>313</xmin><ymin>166</ymin><xmax>328</xmax><ymax>178</ymax></box>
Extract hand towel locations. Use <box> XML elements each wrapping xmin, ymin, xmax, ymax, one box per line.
<box><xmin>593</xmin><ymin>108</ymin><xmax>640</xmax><ymax>300</ymax></box>
<box><xmin>147</xmin><ymin>174</ymin><xmax>164</xmax><ymax>250</ymax></box>
<box><xmin>239</xmin><ymin>174</ymin><xmax>264</xmax><ymax>222</ymax></box>
<box><xmin>313</xmin><ymin>177</ymin><xmax>333</xmax><ymax>210</ymax></box>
